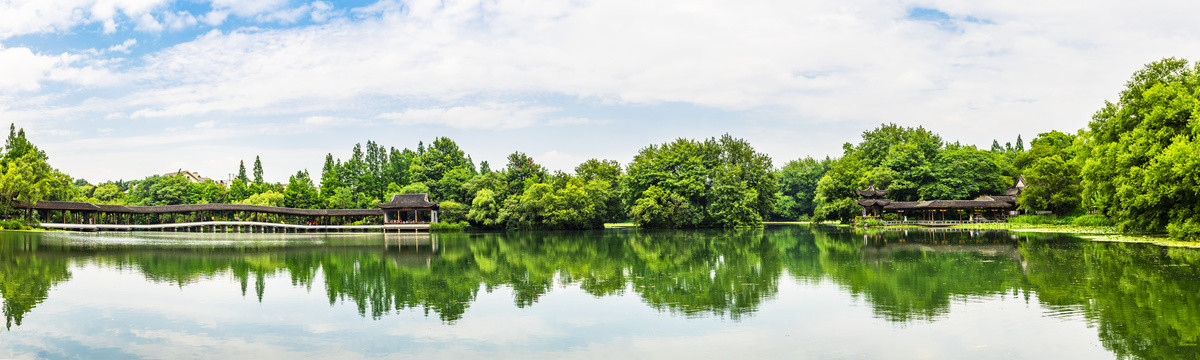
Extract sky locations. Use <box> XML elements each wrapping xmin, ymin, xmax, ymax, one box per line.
<box><xmin>1</xmin><ymin>0</ymin><xmax>1198</xmax><ymax>183</ymax></box>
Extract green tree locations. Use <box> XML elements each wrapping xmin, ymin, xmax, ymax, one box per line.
<box><xmin>237</xmin><ymin>160</ymin><xmax>249</xmax><ymax>183</ymax></box>
<box><xmin>439</xmin><ymin>200</ymin><xmax>469</xmax><ymax>223</ymax></box>
<box><xmin>410</xmin><ymin>138</ymin><xmax>473</xmax><ymax>201</ymax></box>
<box><xmin>284</xmin><ymin>170</ymin><xmax>321</xmax><ymax>209</ymax></box>
<box><xmin>707</xmin><ymin>166</ymin><xmax>761</xmax><ymax>227</ymax></box>
<box><xmin>229</xmin><ymin>179</ymin><xmax>250</xmax><ymax>202</ymax></box>
<box><xmin>1020</xmin><ymin>155</ymin><xmax>1081</xmax><ymax>215</ymax></box>
<box><xmin>575</xmin><ymin>159</ymin><xmax>622</xmax><ymax>183</ymax></box>
<box><xmin>92</xmin><ymin>183</ymin><xmax>123</xmax><ymax>203</ymax></box>
<box><xmin>919</xmin><ymin>146</ymin><xmax>1009</xmax><ymax>200</ymax></box>
<box><xmin>0</xmin><ymin>125</ymin><xmax>72</xmax><ymax>215</ymax></box>
<box><xmin>630</xmin><ymin>186</ymin><xmax>700</xmax><ymax>228</ymax></box>
<box><xmin>775</xmin><ymin>157</ymin><xmax>828</xmax><ymax>219</ymax></box>
<box><xmin>625</xmin><ymin>135</ymin><xmax>776</xmax><ymax>228</ymax></box>
<box><xmin>397</xmin><ymin>182</ymin><xmax>430</xmax><ymax>195</ymax></box>
<box><xmin>252</xmin><ymin>156</ymin><xmax>264</xmax><ymax>186</ymax></box>
<box><xmin>237</xmin><ymin>191</ymin><xmax>285</xmax><ymax>207</ymax></box>
<box><xmin>319</xmin><ymin>154</ymin><xmax>343</xmax><ymax>200</ymax></box>
<box><xmin>466</xmin><ymin>188</ymin><xmax>503</xmax><ymax>229</ymax></box>
<box><xmin>1080</xmin><ymin>57</ymin><xmax>1200</xmax><ymax>238</ymax></box>
<box><xmin>503</xmin><ymin>151</ymin><xmax>546</xmax><ymax>197</ymax></box>
<box><xmin>812</xmin><ymin>145</ymin><xmax>866</xmax><ymax>223</ymax></box>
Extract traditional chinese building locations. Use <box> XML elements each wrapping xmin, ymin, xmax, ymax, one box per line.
<box><xmin>376</xmin><ymin>193</ymin><xmax>440</xmax><ymax>224</ymax></box>
<box><xmin>856</xmin><ymin>176</ymin><xmax>1025</xmax><ymax>222</ymax></box>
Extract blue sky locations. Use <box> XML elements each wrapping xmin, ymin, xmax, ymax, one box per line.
<box><xmin>1</xmin><ymin>0</ymin><xmax>1198</xmax><ymax>183</ymax></box>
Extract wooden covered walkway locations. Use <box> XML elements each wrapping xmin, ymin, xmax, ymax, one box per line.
<box><xmin>13</xmin><ymin>193</ymin><xmax>442</xmax><ymax>232</ymax></box>
<box><xmin>38</xmin><ymin>220</ymin><xmax>430</xmax><ymax>233</ymax></box>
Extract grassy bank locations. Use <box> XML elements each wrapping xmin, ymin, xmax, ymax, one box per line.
<box><xmin>950</xmin><ymin>214</ymin><xmax>1200</xmax><ymax>248</ymax></box>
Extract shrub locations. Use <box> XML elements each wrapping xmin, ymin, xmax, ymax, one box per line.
<box><xmin>0</xmin><ymin>219</ymin><xmax>37</xmax><ymax>230</ymax></box>
<box><xmin>439</xmin><ymin>201</ymin><xmax>469</xmax><ymax>223</ymax></box>
<box><xmin>430</xmin><ymin>221</ymin><xmax>469</xmax><ymax>232</ymax></box>
<box><xmin>858</xmin><ymin>218</ymin><xmax>885</xmax><ymax>227</ymax></box>
<box><xmin>1072</xmin><ymin>214</ymin><xmax>1115</xmax><ymax>227</ymax></box>
<box><xmin>1008</xmin><ymin>215</ymin><xmax>1064</xmax><ymax>225</ymax></box>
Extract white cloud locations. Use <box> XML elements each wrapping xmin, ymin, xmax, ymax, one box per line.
<box><xmin>162</xmin><ymin>11</ymin><xmax>198</xmax><ymax>31</ymax></box>
<box><xmin>102</xmin><ymin>0</ymin><xmax>1200</xmax><ymax>140</ymax></box>
<box><xmin>0</xmin><ymin>45</ymin><xmax>116</xmax><ymax>93</ymax></box>
<box><xmin>8</xmin><ymin>0</ymin><xmax>1200</xmax><ymax>180</ymax></box>
<box><xmin>0</xmin><ymin>46</ymin><xmax>58</xmax><ymax>92</ymax></box>
<box><xmin>202</xmin><ymin>10</ymin><xmax>230</xmax><ymax>26</ymax></box>
<box><xmin>107</xmin><ymin>38</ymin><xmax>138</xmax><ymax>53</ymax></box>
<box><xmin>0</xmin><ymin>0</ymin><xmax>171</xmax><ymax>39</ymax></box>
<box><xmin>134</xmin><ymin>12</ymin><xmax>164</xmax><ymax>32</ymax></box>
<box><xmin>209</xmin><ymin>0</ymin><xmax>288</xmax><ymax>17</ymax></box>
<box><xmin>255</xmin><ymin>2</ymin><xmax>335</xmax><ymax>23</ymax></box>
<box><xmin>379</xmin><ymin>103</ymin><xmax>553</xmax><ymax>129</ymax></box>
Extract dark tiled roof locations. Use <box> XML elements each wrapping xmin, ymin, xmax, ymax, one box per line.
<box><xmin>856</xmin><ymin>199</ymin><xmax>892</xmax><ymax>207</ymax></box>
<box><xmin>376</xmin><ymin>194</ymin><xmax>439</xmax><ymax>209</ymax></box>
<box><xmin>855</xmin><ymin>184</ymin><xmax>889</xmax><ymax>197</ymax></box>
<box><xmin>16</xmin><ymin>201</ymin><xmax>382</xmax><ymax>216</ymax></box>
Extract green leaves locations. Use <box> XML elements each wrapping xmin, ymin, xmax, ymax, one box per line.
<box><xmin>1081</xmin><ymin>58</ymin><xmax>1200</xmax><ymax>238</ymax></box>
<box><xmin>284</xmin><ymin>170</ymin><xmax>320</xmax><ymax>209</ymax></box>
<box><xmin>1020</xmin><ymin>155</ymin><xmax>1081</xmax><ymax>215</ymax></box>
<box><xmin>624</xmin><ymin>135</ymin><xmax>777</xmax><ymax>228</ymax></box>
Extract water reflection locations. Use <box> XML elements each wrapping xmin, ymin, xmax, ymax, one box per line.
<box><xmin>1</xmin><ymin>226</ymin><xmax>1198</xmax><ymax>359</ymax></box>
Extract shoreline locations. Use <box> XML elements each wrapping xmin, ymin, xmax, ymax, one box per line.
<box><xmin>948</xmin><ymin>223</ymin><xmax>1199</xmax><ymax>248</ymax></box>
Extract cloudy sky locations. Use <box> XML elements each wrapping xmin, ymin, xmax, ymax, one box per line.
<box><xmin>1</xmin><ymin>0</ymin><xmax>1197</xmax><ymax>183</ymax></box>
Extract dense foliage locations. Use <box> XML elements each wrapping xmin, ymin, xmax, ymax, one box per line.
<box><xmin>624</xmin><ymin>135</ymin><xmax>778</xmax><ymax>228</ymax></box>
<box><xmin>0</xmin><ymin>126</ymin><xmax>73</xmax><ymax>213</ymax></box>
<box><xmin>1080</xmin><ymin>58</ymin><xmax>1200</xmax><ymax>239</ymax></box>
<box><xmin>811</xmin><ymin>124</ymin><xmax>1015</xmax><ymax>223</ymax></box>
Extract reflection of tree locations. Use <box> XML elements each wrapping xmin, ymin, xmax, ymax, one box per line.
<box><xmin>0</xmin><ymin>234</ymin><xmax>72</xmax><ymax>330</ymax></box>
<box><xmin>1024</xmin><ymin>242</ymin><xmax>1200</xmax><ymax>360</ymax></box>
<box><xmin>5</xmin><ymin>227</ymin><xmax>1200</xmax><ymax>359</ymax></box>
<box><xmin>626</xmin><ymin>229</ymin><xmax>781</xmax><ymax>320</ymax></box>
<box><xmin>809</xmin><ymin>228</ymin><xmax>1027</xmax><ymax>322</ymax></box>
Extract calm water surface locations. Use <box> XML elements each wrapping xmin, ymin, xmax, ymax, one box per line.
<box><xmin>1</xmin><ymin>225</ymin><xmax>1198</xmax><ymax>359</ymax></box>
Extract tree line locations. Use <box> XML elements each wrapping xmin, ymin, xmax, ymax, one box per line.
<box><xmin>5</xmin><ymin>57</ymin><xmax>1200</xmax><ymax>238</ymax></box>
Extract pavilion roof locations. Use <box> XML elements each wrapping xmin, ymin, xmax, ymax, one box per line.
<box><xmin>855</xmin><ymin>181</ymin><xmax>889</xmax><ymax>198</ymax></box>
<box><xmin>375</xmin><ymin>194</ymin><xmax>439</xmax><ymax>209</ymax></box>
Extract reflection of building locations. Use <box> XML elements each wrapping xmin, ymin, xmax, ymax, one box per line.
<box><xmin>857</xmin><ymin>176</ymin><xmax>1025</xmax><ymax>222</ymax></box>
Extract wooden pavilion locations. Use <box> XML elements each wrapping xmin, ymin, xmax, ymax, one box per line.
<box><xmin>856</xmin><ymin>176</ymin><xmax>1026</xmax><ymax>222</ymax></box>
<box><xmin>376</xmin><ymin>194</ymin><xmax>440</xmax><ymax>224</ymax></box>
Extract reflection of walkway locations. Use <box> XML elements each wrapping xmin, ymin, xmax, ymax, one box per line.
<box><xmin>384</xmin><ymin>234</ymin><xmax>437</xmax><ymax>268</ymax></box>
<box><xmin>40</xmin><ymin>221</ymin><xmax>429</xmax><ymax>233</ymax></box>
<box><xmin>862</xmin><ymin>243</ymin><xmax>1022</xmax><ymax>261</ymax></box>
<box><xmin>881</xmin><ymin>220</ymin><xmax>1005</xmax><ymax>227</ymax></box>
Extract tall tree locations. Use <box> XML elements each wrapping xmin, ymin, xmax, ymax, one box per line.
<box><xmin>252</xmin><ymin>156</ymin><xmax>264</xmax><ymax>185</ymax></box>
<box><xmin>237</xmin><ymin>161</ymin><xmax>248</xmax><ymax>183</ymax></box>
<box><xmin>319</xmin><ymin>154</ymin><xmax>343</xmax><ymax>200</ymax></box>
<box><xmin>410</xmin><ymin>137</ymin><xmax>472</xmax><ymax>201</ymax></box>
<box><xmin>1081</xmin><ymin>57</ymin><xmax>1200</xmax><ymax>238</ymax></box>
<box><xmin>776</xmin><ymin>157</ymin><xmax>829</xmax><ymax>220</ymax></box>
<box><xmin>284</xmin><ymin>170</ymin><xmax>321</xmax><ymax>209</ymax></box>
<box><xmin>505</xmin><ymin>152</ymin><xmax>547</xmax><ymax>197</ymax></box>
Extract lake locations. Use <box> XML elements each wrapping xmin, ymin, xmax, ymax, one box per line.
<box><xmin>1</xmin><ymin>225</ymin><xmax>1197</xmax><ymax>359</ymax></box>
